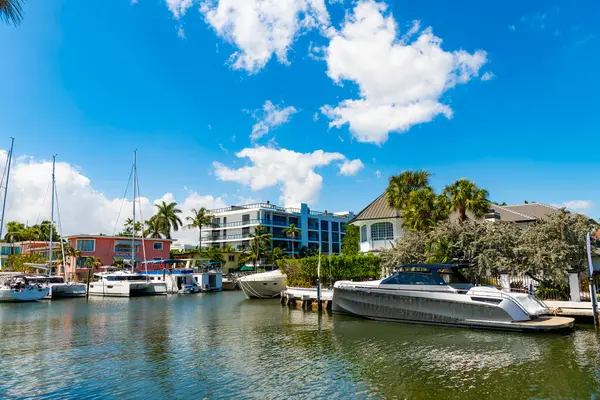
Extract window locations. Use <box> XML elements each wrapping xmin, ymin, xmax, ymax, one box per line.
<box><xmin>76</xmin><ymin>239</ymin><xmax>95</xmax><ymax>252</ymax></box>
<box><xmin>332</xmin><ymin>233</ymin><xmax>339</xmax><ymax>243</ymax></box>
<box><xmin>76</xmin><ymin>257</ymin><xmax>88</xmax><ymax>269</ymax></box>
<box><xmin>370</xmin><ymin>222</ymin><xmax>394</xmax><ymax>241</ymax></box>
<box><xmin>228</xmin><ymin>255</ymin><xmax>235</xmax><ymax>262</ymax></box>
<box><xmin>1</xmin><ymin>246</ymin><xmax>13</xmax><ymax>256</ymax></box>
<box><xmin>360</xmin><ymin>225</ymin><xmax>367</xmax><ymax>242</ymax></box>
<box><xmin>153</xmin><ymin>257</ymin><xmax>163</xmax><ymax>261</ymax></box>
<box><xmin>153</xmin><ymin>242</ymin><xmax>163</xmax><ymax>251</ymax></box>
<box><xmin>332</xmin><ymin>222</ymin><xmax>339</xmax><ymax>232</ymax></box>
<box><xmin>114</xmin><ymin>243</ymin><xmax>140</xmax><ymax>254</ymax></box>
<box><xmin>320</xmin><ymin>220</ymin><xmax>329</xmax><ymax>230</ymax></box>
<box><xmin>382</xmin><ymin>272</ymin><xmax>444</xmax><ymax>286</ymax></box>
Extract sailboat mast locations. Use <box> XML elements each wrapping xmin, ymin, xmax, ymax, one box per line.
<box><xmin>48</xmin><ymin>155</ymin><xmax>56</xmax><ymax>276</ymax></box>
<box><xmin>131</xmin><ymin>151</ymin><xmax>137</xmax><ymax>273</ymax></box>
<box><xmin>0</xmin><ymin>138</ymin><xmax>14</xmax><ymax>240</ymax></box>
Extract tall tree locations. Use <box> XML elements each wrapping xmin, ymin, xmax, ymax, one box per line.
<box><xmin>144</xmin><ymin>216</ymin><xmax>163</xmax><ymax>239</ymax></box>
<box><xmin>341</xmin><ymin>224</ymin><xmax>360</xmax><ymax>255</ymax></box>
<box><xmin>282</xmin><ymin>223</ymin><xmax>300</xmax><ymax>258</ymax></box>
<box><xmin>443</xmin><ymin>178</ymin><xmax>490</xmax><ymax>223</ymax></box>
<box><xmin>185</xmin><ymin>207</ymin><xmax>212</xmax><ymax>249</ymax></box>
<box><xmin>0</xmin><ymin>0</ymin><xmax>24</xmax><ymax>26</ymax></box>
<box><xmin>153</xmin><ymin>201</ymin><xmax>183</xmax><ymax>239</ymax></box>
<box><xmin>4</xmin><ymin>221</ymin><xmax>26</xmax><ymax>242</ymax></box>
<box><xmin>386</xmin><ymin>170</ymin><xmax>432</xmax><ymax>210</ymax></box>
<box><xmin>402</xmin><ymin>188</ymin><xmax>451</xmax><ymax>231</ymax></box>
<box><xmin>247</xmin><ymin>225</ymin><xmax>272</xmax><ymax>269</ymax></box>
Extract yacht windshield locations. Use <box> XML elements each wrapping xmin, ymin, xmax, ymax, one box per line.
<box><xmin>106</xmin><ymin>275</ymin><xmax>147</xmax><ymax>281</ymax></box>
<box><xmin>382</xmin><ymin>270</ymin><xmax>446</xmax><ymax>285</ymax></box>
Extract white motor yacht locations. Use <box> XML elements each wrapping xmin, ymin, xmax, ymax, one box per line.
<box><xmin>237</xmin><ymin>269</ymin><xmax>287</xmax><ymax>299</ymax></box>
<box><xmin>0</xmin><ymin>273</ymin><xmax>49</xmax><ymax>302</ymax></box>
<box><xmin>332</xmin><ymin>264</ymin><xmax>574</xmax><ymax>332</ymax></box>
<box><xmin>141</xmin><ymin>269</ymin><xmax>200</xmax><ymax>294</ymax></box>
<box><xmin>88</xmin><ymin>269</ymin><xmax>167</xmax><ymax>297</ymax></box>
<box><xmin>25</xmin><ymin>275</ymin><xmax>86</xmax><ymax>299</ymax></box>
<box><xmin>222</xmin><ymin>276</ymin><xmax>238</xmax><ymax>291</ymax></box>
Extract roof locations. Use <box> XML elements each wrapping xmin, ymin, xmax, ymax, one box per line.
<box><xmin>489</xmin><ymin>203</ymin><xmax>561</xmax><ymax>223</ymax></box>
<box><xmin>350</xmin><ymin>193</ymin><xmax>401</xmax><ymax>223</ymax></box>
<box><xmin>64</xmin><ymin>234</ymin><xmax>174</xmax><ymax>242</ymax></box>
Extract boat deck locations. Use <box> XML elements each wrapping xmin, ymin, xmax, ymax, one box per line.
<box><xmin>509</xmin><ymin>316</ymin><xmax>574</xmax><ymax>330</ymax></box>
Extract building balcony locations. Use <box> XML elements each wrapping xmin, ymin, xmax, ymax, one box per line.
<box><xmin>203</xmin><ymin>218</ymin><xmax>301</xmax><ymax>230</ymax></box>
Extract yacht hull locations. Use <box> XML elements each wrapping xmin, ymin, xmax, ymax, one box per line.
<box><xmin>0</xmin><ymin>287</ymin><xmax>50</xmax><ymax>302</ymax></box>
<box><xmin>332</xmin><ymin>285</ymin><xmax>574</xmax><ymax>332</ymax></box>
<box><xmin>88</xmin><ymin>281</ymin><xmax>167</xmax><ymax>297</ymax></box>
<box><xmin>47</xmin><ymin>283</ymin><xmax>87</xmax><ymax>298</ymax></box>
<box><xmin>222</xmin><ymin>279</ymin><xmax>238</xmax><ymax>291</ymax></box>
<box><xmin>238</xmin><ymin>270</ymin><xmax>287</xmax><ymax>299</ymax></box>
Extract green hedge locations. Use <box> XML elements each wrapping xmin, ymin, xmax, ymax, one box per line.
<box><xmin>278</xmin><ymin>254</ymin><xmax>381</xmax><ymax>288</ymax></box>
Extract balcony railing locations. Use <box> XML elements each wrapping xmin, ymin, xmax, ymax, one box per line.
<box><xmin>203</xmin><ymin>218</ymin><xmax>301</xmax><ymax>230</ymax></box>
<box><xmin>203</xmin><ymin>233</ymin><xmax>303</xmax><ymax>241</ymax></box>
<box><xmin>208</xmin><ymin>203</ymin><xmax>300</xmax><ymax>214</ymax></box>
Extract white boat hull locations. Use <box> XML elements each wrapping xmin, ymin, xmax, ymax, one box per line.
<box><xmin>0</xmin><ymin>287</ymin><xmax>50</xmax><ymax>302</ymax></box>
<box><xmin>88</xmin><ymin>281</ymin><xmax>167</xmax><ymax>297</ymax></box>
<box><xmin>237</xmin><ymin>270</ymin><xmax>287</xmax><ymax>299</ymax></box>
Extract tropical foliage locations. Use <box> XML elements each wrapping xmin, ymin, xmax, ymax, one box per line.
<box><xmin>278</xmin><ymin>254</ymin><xmax>381</xmax><ymax>288</ymax></box>
<box><xmin>380</xmin><ymin>211</ymin><xmax>597</xmax><ymax>281</ymax></box>
<box><xmin>117</xmin><ymin>218</ymin><xmax>143</xmax><ymax>237</ymax></box>
<box><xmin>153</xmin><ymin>201</ymin><xmax>183</xmax><ymax>239</ymax></box>
<box><xmin>3</xmin><ymin>220</ymin><xmax>60</xmax><ymax>242</ymax></box>
<box><xmin>5</xmin><ymin>253</ymin><xmax>46</xmax><ymax>273</ymax></box>
<box><xmin>0</xmin><ymin>0</ymin><xmax>24</xmax><ymax>26</ymax></box>
<box><xmin>384</xmin><ymin>170</ymin><xmax>490</xmax><ymax>231</ymax></box>
<box><xmin>144</xmin><ymin>216</ymin><xmax>163</xmax><ymax>238</ymax></box>
<box><xmin>238</xmin><ymin>225</ymin><xmax>272</xmax><ymax>268</ymax></box>
<box><xmin>341</xmin><ymin>224</ymin><xmax>359</xmax><ymax>255</ymax></box>
<box><xmin>185</xmin><ymin>207</ymin><xmax>212</xmax><ymax>249</ymax></box>
<box><xmin>282</xmin><ymin>223</ymin><xmax>300</xmax><ymax>258</ymax></box>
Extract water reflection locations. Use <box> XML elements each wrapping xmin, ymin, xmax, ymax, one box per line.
<box><xmin>0</xmin><ymin>294</ymin><xmax>598</xmax><ymax>399</ymax></box>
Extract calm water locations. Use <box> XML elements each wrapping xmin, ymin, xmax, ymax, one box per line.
<box><xmin>0</xmin><ymin>292</ymin><xmax>599</xmax><ymax>399</ymax></box>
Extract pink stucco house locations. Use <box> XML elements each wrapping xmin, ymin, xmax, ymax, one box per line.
<box><xmin>64</xmin><ymin>234</ymin><xmax>172</xmax><ymax>279</ymax></box>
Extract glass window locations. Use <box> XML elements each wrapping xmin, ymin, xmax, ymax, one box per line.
<box><xmin>370</xmin><ymin>222</ymin><xmax>394</xmax><ymax>241</ymax></box>
<box><xmin>340</xmin><ymin>223</ymin><xmax>346</xmax><ymax>233</ymax></box>
<box><xmin>382</xmin><ymin>272</ymin><xmax>445</xmax><ymax>286</ymax></box>
<box><xmin>76</xmin><ymin>239</ymin><xmax>95</xmax><ymax>252</ymax></box>
<box><xmin>332</xmin><ymin>243</ymin><xmax>340</xmax><ymax>254</ymax></box>
<box><xmin>320</xmin><ymin>220</ymin><xmax>329</xmax><ymax>230</ymax></box>
<box><xmin>1</xmin><ymin>246</ymin><xmax>11</xmax><ymax>256</ymax></box>
<box><xmin>360</xmin><ymin>225</ymin><xmax>367</xmax><ymax>242</ymax></box>
<box><xmin>76</xmin><ymin>257</ymin><xmax>88</xmax><ymax>269</ymax></box>
<box><xmin>153</xmin><ymin>242</ymin><xmax>163</xmax><ymax>250</ymax></box>
<box><xmin>332</xmin><ymin>232</ymin><xmax>339</xmax><ymax>243</ymax></box>
<box><xmin>332</xmin><ymin>222</ymin><xmax>339</xmax><ymax>232</ymax></box>
<box><xmin>228</xmin><ymin>255</ymin><xmax>235</xmax><ymax>262</ymax></box>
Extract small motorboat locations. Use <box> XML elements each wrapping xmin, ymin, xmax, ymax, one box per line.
<box><xmin>332</xmin><ymin>263</ymin><xmax>574</xmax><ymax>332</ymax></box>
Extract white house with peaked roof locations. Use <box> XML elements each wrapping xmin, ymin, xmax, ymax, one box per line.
<box><xmin>349</xmin><ymin>193</ymin><xmax>404</xmax><ymax>253</ymax></box>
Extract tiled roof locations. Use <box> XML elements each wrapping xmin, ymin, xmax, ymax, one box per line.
<box><xmin>489</xmin><ymin>203</ymin><xmax>561</xmax><ymax>222</ymax></box>
<box><xmin>350</xmin><ymin>193</ymin><xmax>401</xmax><ymax>223</ymax></box>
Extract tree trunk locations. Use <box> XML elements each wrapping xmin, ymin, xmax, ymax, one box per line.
<box><xmin>458</xmin><ymin>205</ymin><xmax>466</xmax><ymax>223</ymax></box>
<box><xmin>198</xmin><ymin>225</ymin><xmax>202</xmax><ymax>250</ymax></box>
<box><xmin>291</xmin><ymin>237</ymin><xmax>295</xmax><ymax>259</ymax></box>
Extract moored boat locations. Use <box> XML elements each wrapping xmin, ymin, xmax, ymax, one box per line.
<box><xmin>88</xmin><ymin>269</ymin><xmax>167</xmax><ymax>297</ymax></box>
<box><xmin>237</xmin><ymin>269</ymin><xmax>287</xmax><ymax>299</ymax></box>
<box><xmin>24</xmin><ymin>275</ymin><xmax>86</xmax><ymax>298</ymax></box>
<box><xmin>0</xmin><ymin>273</ymin><xmax>49</xmax><ymax>302</ymax></box>
<box><xmin>332</xmin><ymin>264</ymin><xmax>574</xmax><ymax>332</ymax></box>
<box><xmin>222</xmin><ymin>276</ymin><xmax>238</xmax><ymax>291</ymax></box>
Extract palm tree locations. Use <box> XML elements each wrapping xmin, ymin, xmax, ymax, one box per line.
<box><xmin>123</xmin><ymin>218</ymin><xmax>143</xmax><ymax>236</ymax></box>
<box><xmin>0</xmin><ymin>0</ymin><xmax>24</xmax><ymax>26</ymax></box>
<box><xmin>268</xmin><ymin>246</ymin><xmax>285</xmax><ymax>266</ymax></box>
<box><xmin>153</xmin><ymin>201</ymin><xmax>183</xmax><ymax>239</ymax></box>
<box><xmin>4</xmin><ymin>221</ymin><xmax>25</xmax><ymax>242</ymax></box>
<box><xmin>144</xmin><ymin>216</ymin><xmax>163</xmax><ymax>239</ymax></box>
<box><xmin>443</xmin><ymin>179</ymin><xmax>490</xmax><ymax>223</ymax></box>
<box><xmin>248</xmin><ymin>225</ymin><xmax>272</xmax><ymax>269</ymax></box>
<box><xmin>386</xmin><ymin>170</ymin><xmax>432</xmax><ymax>210</ymax></box>
<box><xmin>402</xmin><ymin>188</ymin><xmax>450</xmax><ymax>231</ymax></box>
<box><xmin>185</xmin><ymin>207</ymin><xmax>212</xmax><ymax>249</ymax></box>
<box><xmin>282</xmin><ymin>223</ymin><xmax>300</xmax><ymax>258</ymax></box>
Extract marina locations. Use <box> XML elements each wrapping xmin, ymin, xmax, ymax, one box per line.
<box><xmin>0</xmin><ymin>292</ymin><xmax>599</xmax><ymax>399</ymax></box>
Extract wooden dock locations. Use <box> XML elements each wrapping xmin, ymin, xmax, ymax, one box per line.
<box><xmin>280</xmin><ymin>287</ymin><xmax>333</xmax><ymax>311</ymax></box>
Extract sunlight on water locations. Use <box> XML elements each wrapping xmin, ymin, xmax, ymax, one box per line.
<box><xmin>0</xmin><ymin>293</ymin><xmax>598</xmax><ymax>399</ymax></box>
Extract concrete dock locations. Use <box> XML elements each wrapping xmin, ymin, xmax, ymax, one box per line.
<box><xmin>544</xmin><ymin>301</ymin><xmax>594</xmax><ymax>318</ymax></box>
<box><xmin>280</xmin><ymin>287</ymin><xmax>333</xmax><ymax>311</ymax></box>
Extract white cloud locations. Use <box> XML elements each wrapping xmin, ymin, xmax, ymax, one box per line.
<box><xmin>338</xmin><ymin>159</ymin><xmax>364</xmax><ymax>176</ymax></box>
<box><xmin>375</xmin><ymin>170</ymin><xmax>381</xmax><ymax>179</ymax></box>
<box><xmin>177</xmin><ymin>25</ymin><xmax>186</xmax><ymax>39</ymax></box>
<box><xmin>560</xmin><ymin>200</ymin><xmax>594</xmax><ymax>211</ymax></box>
<box><xmin>481</xmin><ymin>71</ymin><xmax>495</xmax><ymax>81</ymax></box>
<box><xmin>249</xmin><ymin>100</ymin><xmax>299</xmax><ymax>141</ymax></box>
<box><xmin>320</xmin><ymin>1</ymin><xmax>488</xmax><ymax>144</ymax></box>
<box><xmin>199</xmin><ymin>0</ymin><xmax>330</xmax><ymax>73</ymax></box>
<box><xmin>509</xmin><ymin>25</ymin><xmax>516</xmax><ymax>31</ymax></box>
<box><xmin>166</xmin><ymin>0</ymin><xmax>194</xmax><ymax>19</ymax></box>
<box><xmin>213</xmin><ymin>146</ymin><xmax>360</xmax><ymax>206</ymax></box>
<box><xmin>0</xmin><ymin>150</ymin><xmax>226</xmax><ymax>247</ymax></box>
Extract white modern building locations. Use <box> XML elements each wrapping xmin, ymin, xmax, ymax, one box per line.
<box><xmin>201</xmin><ymin>202</ymin><xmax>353</xmax><ymax>256</ymax></box>
<box><xmin>171</xmin><ymin>243</ymin><xmax>196</xmax><ymax>252</ymax></box>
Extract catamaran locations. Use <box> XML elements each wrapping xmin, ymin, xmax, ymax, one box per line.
<box><xmin>88</xmin><ymin>152</ymin><xmax>166</xmax><ymax>297</ymax></box>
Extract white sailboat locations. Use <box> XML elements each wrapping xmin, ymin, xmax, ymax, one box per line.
<box><xmin>88</xmin><ymin>151</ymin><xmax>166</xmax><ymax>297</ymax></box>
<box><xmin>0</xmin><ymin>139</ymin><xmax>49</xmax><ymax>302</ymax></box>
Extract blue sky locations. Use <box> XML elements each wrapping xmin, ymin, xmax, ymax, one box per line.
<box><xmin>1</xmin><ymin>0</ymin><xmax>599</xmax><ymax>229</ymax></box>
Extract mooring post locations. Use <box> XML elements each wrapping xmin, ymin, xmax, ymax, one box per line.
<box><xmin>85</xmin><ymin>268</ymin><xmax>91</xmax><ymax>300</ymax></box>
<box><xmin>586</xmin><ymin>233</ymin><xmax>599</xmax><ymax>326</ymax></box>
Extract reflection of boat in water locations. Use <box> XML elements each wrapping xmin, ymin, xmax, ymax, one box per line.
<box><xmin>222</xmin><ymin>276</ymin><xmax>238</xmax><ymax>291</ymax></box>
<box><xmin>0</xmin><ymin>273</ymin><xmax>49</xmax><ymax>302</ymax></box>
<box><xmin>88</xmin><ymin>269</ymin><xmax>167</xmax><ymax>297</ymax></box>
<box><xmin>237</xmin><ymin>270</ymin><xmax>287</xmax><ymax>299</ymax></box>
<box><xmin>332</xmin><ymin>263</ymin><xmax>574</xmax><ymax>332</ymax></box>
